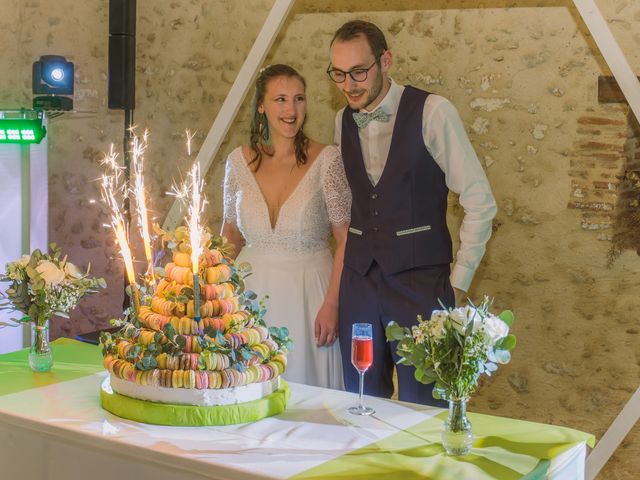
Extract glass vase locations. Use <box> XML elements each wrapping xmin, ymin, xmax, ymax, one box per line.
<box><xmin>442</xmin><ymin>396</ymin><xmax>473</xmax><ymax>456</ymax></box>
<box><xmin>29</xmin><ymin>321</ymin><xmax>53</xmax><ymax>372</ymax></box>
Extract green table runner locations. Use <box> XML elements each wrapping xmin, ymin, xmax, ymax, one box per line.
<box><xmin>0</xmin><ymin>338</ymin><xmax>103</xmax><ymax>396</ymax></box>
<box><xmin>293</xmin><ymin>406</ymin><xmax>595</xmax><ymax>480</ymax></box>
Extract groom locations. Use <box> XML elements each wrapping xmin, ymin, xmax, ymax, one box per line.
<box><xmin>328</xmin><ymin>20</ymin><xmax>497</xmax><ymax>405</ymax></box>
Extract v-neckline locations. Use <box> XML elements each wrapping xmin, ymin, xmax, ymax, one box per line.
<box><xmin>239</xmin><ymin>146</ymin><xmax>327</xmax><ymax>231</ymax></box>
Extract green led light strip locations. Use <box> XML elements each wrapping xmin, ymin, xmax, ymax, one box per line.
<box><xmin>0</xmin><ymin>116</ymin><xmax>46</xmax><ymax>144</ymax></box>
<box><xmin>0</xmin><ymin>129</ymin><xmax>39</xmax><ymax>141</ymax></box>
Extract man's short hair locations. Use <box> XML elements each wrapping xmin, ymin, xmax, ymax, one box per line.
<box><xmin>331</xmin><ymin>20</ymin><xmax>388</xmax><ymax>60</ymax></box>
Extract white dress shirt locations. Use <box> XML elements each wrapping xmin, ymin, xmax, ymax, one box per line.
<box><xmin>334</xmin><ymin>79</ymin><xmax>497</xmax><ymax>292</ymax></box>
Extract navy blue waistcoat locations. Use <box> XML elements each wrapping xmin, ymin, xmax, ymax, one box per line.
<box><xmin>341</xmin><ymin>86</ymin><xmax>453</xmax><ymax>276</ymax></box>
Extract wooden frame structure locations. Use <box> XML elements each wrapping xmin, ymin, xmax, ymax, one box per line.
<box><xmin>162</xmin><ymin>2</ymin><xmax>640</xmax><ymax>477</ymax></box>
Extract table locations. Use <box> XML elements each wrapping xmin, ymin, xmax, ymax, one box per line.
<box><xmin>0</xmin><ymin>339</ymin><xmax>594</xmax><ymax>479</ymax></box>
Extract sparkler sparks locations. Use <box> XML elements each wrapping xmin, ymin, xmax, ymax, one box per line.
<box><xmin>169</xmin><ymin>162</ymin><xmax>206</xmax><ymax>321</ymax></box>
<box><xmin>188</xmin><ymin>163</ymin><xmax>205</xmax><ymax>322</ymax></box>
<box><xmin>100</xmin><ymin>144</ymin><xmax>140</xmax><ymax>313</ymax></box>
<box><xmin>185</xmin><ymin>129</ymin><xmax>196</xmax><ymax>157</ymax></box>
<box><xmin>131</xmin><ymin>132</ymin><xmax>156</xmax><ymax>287</ymax></box>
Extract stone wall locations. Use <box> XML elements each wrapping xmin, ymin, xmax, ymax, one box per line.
<box><xmin>1</xmin><ymin>1</ymin><xmax>639</xmax><ymax>478</ymax></box>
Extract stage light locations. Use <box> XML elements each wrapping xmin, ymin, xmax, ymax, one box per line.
<box><xmin>32</xmin><ymin>55</ymin><xmax>74</xmax><ymax>95</ymax></box>
<box><xmin>0</xmin><ymin>110</ymin><xmax>46</xmax><ymax>144</ymax></box>
<box><xmin>50</xmin><ymin>68</ymin><xmax>65</xmax><ymax>82</ymax></box>
<box><xmin>32</xmin><ymin>55</ymin><xmax>74</xmax><ymax>111</ymax></box>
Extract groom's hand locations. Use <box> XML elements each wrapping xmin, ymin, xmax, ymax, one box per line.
<box><xmin>314</xmin><ymin>303</ymin><xmax>339</xmax><ymax>347</ymax></box>
<box><xmin>453</xmin><ymin>287</ymin><xmax>466</xmax><ymax>307</ymax></box>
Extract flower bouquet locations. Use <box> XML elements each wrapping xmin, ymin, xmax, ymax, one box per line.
<box><xmin>0</xmin><ymin>243</ymin><xmax>106</xmax><ymax>371</ymax></box>
<box><xmin>385</xmin><ymin>296</ymin><xmax>515</xmax><ymax>456</ymax></box>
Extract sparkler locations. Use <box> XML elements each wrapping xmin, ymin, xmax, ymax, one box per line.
<box><xmin>188</xmin><ymin>162</ymin><xmax>204</xmax><ymax>323</ymax></box>
<box><xmin>131</xmin><ymin>132</ymin><xmax>156</xmax><ymax>287</ymax></box>
<box><xmin>100</xmin><ymin>144</ymin><xmax>140</xmax><ymax>314</ymax></box>
<box><xmin>169</xmin><ymin>162</ymin><xmax>206</xmax><ymax>323</ymax></box>
<box><xmin>185</xmin><ymin>129</ymin><xmax>196</xmax><ymax>157</ymax></box>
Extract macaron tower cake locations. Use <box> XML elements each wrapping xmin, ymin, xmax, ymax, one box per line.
<box><xmin>99</xmin><ymin>230</ymin><xmax>291</xmax><ymax>425</ymax></box>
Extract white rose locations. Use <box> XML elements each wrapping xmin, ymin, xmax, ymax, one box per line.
<box><xmin>482</xmin><ymin>314</ymin><xmax>510</xmax><ymax>345</ymax></box>
<box><xmin>36</xmin><ymin>260</ymin><xmax>65</xmax><ymax>286</ymax></box>
<box><xmin>428</xmin><ymin>318</ymin><xmax>446</xmax><ymax>340</ymax></box>
<box><xmin>430</xmin><ymin>310</ymin><xmax>448</xmax><ymax>323</ymax></box>
<box><xmin>471</xmin><ymin>310</ymin><xmax>484</xmax><ymax>333</ymax></box>
<box><xmin>448</xmin><ymin>306</ymin><xmax>472</xmax><ymax>335</ymax></box>
<box><xmin>18</xmin><ymin>255</ymin><xmax>31</xmax><ymax>266</ymax></box>
<box><xmin>64</xmin><ymin>262</ymin><xmax>83</xmax><ymax>279</ymax></box>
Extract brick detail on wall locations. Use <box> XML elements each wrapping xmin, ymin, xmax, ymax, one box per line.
<box><xmin>568</xmin><ymin>108</ymin><xmax>629</xmax><ymax>240</ymax></box>
<box><xmin>609</xmin><ymin>112</ymin><xmax>640</xmax><ymax>260</ymax></box>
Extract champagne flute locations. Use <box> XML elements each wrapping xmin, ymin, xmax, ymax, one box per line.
<box><xmin>348</xmin><ymin>323</ymin><xmax>375</xmax><ymax>416</ymax></box>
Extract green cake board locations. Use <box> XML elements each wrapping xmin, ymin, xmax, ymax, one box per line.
<box><xmin>100</xmin><ymin>376</ymin><xmax>290</xmax><ymax>426</ymax></box>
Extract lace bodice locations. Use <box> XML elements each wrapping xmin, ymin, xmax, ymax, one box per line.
<box><xmin>223</xmin><ymin>145</ymin><xmax>351</xmax><ymax>254</ymax></box>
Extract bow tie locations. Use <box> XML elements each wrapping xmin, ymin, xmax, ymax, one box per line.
<box><xmin>352</xmin><ymin>108</ymin><xmax>390</xmax><ymax>129</ymax></box>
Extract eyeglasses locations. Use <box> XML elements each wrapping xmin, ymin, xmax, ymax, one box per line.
<box><xmin>326</xmin><ymin>60</ymin><xmax>377</xmax><ymax>83</ymax></box>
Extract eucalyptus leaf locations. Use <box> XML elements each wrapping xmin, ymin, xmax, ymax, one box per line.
<box><xmin>163</xmin><ymin>324</ymin><xmax>176</xmax><ymax>338</ymax></box>
<box><xmin>485</xmin><ymin>362</ymin><xmax>498</xmax><ymax>372</ymax></box>
<box><xmin>494</xmin><ymin>349</ymin><xmax>511</xmax><ymax>364</ymax></box>
<box><xmin>498</xmin><ymin>310</ymin><xmax>514</xmax><ymax>327</ymax></box>
<box><xmin>385</xmin><ymin>321</ymin><xmax>408</xmax><ymax>341</ymax></box>
<box><xmin>25</xmin><ymin>266</ymin><xmax>38</xmax><ymax>280</ymax></box>
<box><xmin>498</xmin><ymin>334</ymin><xmax>516</xmax><ymax>351</ymax></box>
<box><xmin>204</xmin><ymin>326</ymin><xmax>217</xmax><ymax>337</ymax></box>
<box><xmin>136</xmin><ymin>355</ymin><xmax>158</xmax><ymax>371</ymax></box>
<box><xmin>241</xmin><ymin>348</ymin><xmax>255</xmax><ymax>361</ymax></box>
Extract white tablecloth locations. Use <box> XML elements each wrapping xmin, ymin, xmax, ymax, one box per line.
<box><xmin>0</xmin><ymin>371</ymin><xmax>589</xmax><ymax>480</ymax></box>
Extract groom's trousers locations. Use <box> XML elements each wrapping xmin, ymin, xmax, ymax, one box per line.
<box><xmin>338</xmin><ymin>261</ymin><xmax>454</xmax><ymax>407</ymax></box>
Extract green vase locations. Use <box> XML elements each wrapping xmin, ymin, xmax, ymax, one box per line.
<box><xmin>442</xmin><ymin>396</ymin><xmax>473</xmax><ymax>456</ymax></box>
<box><xmin>29</xmin><ymin>320</ymin><xmax>53</xmax><ymax>372</ymax></box>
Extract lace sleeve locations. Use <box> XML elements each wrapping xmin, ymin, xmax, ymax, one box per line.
<box><xmin>222</xmin><ymin>154</ymin><xmax>238</xmax><ymax>224</ymax></box>
<box><xmin>320</xmin><ymin>145</ymin><xmax>351</xmax><ymax>225</ymax></box>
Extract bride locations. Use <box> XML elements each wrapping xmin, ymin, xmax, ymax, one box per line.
<box><xmin>221</xmin><ymin>64</ymin><xmax>350</xmax><ymax>390</ymax></box>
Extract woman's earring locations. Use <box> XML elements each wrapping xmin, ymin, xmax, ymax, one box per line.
<box><xmin>260</xmin><ymin>113</ymin><xmax>272</xmax><ymax>146</ymax></box>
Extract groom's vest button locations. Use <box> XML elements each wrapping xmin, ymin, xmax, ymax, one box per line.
<box><xmin>373</xmin><ymin>210</ymin><xmax>379</xmax><ymax>216</ymax></box>
<box><xmin>371</xmin><ymin>193</ymin><xmax>378</xmax><ymax>199</ymax></box>
<box><xmin>372</xmin><ymin>226</ymin><xmax>379</xmax><ymax>233</ymax></box>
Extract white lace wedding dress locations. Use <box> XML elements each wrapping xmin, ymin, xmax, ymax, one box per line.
<box><xmin>223</xmin><ymin>145</ymin><xmax>350</xmax><ymax>390</ymax></box>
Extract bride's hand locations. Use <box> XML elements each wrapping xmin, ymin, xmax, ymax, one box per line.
<box><xmin>314</xmin><ymin>303</ymin><xmax>338</xmax><ymax>347</ymax></box>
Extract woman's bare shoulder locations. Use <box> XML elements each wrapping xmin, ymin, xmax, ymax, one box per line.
<box><xmin>239</xmin><ymin>145</ymin><xmax>255</xmax><ymax>164</ymax></box>
<box><xmin>307</xmin><ymin>140</ymin><xmax>339</xmax><ymax>161</ymax></box>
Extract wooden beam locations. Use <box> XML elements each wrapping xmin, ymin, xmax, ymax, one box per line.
<box><xmin>573</xmin><ymin>0</ymin><xmax>640</xmax><ymax>122</ymax></box>
<box><xmin>598</xmin><ymin>75</ymin><xmax>640</xmax><ymax>103</ymax></box>
<box><xmin>586</xmin><ymin>387</ymin><xmax>640</xmax><ymax>480</ymax></box>
<box><xmin>572</xmin><ymin>4</ymin><xmax>640</xmax><ymax>478</ymax></box>
<box><xmin>163</xmin><ymin>0</ymin><xmax>296</xmax><ymax>230</ymax></box>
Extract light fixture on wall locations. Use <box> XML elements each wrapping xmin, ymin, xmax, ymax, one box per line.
<box><xmin>0</xmin><ymin>110</ymin><xmax>47</xmax><ymax>144</ymax></box>
<box><xmin>32</xmin><ymin>55</ymin><xmax>74</xmax><ymax>111</ymax></box>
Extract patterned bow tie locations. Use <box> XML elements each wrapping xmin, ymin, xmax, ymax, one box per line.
<box><xmin>352</xmin><ymin>108</ymin><xmax>390</xmax><ymax>129</ymax></box>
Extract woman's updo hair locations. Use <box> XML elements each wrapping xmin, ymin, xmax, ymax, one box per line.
<box><xmin>249</xmin><ymin>64</ymin><xmax>309</xmax><ymax>171</ymax></box>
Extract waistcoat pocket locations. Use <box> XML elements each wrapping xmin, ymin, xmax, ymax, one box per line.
<box><xmin>396</xmin><ymin>225</ymin><xmax>431</xmax><ymax>236</ymax></box>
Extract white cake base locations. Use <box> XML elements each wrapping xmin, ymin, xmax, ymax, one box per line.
<box><xmin>110</xmin><ymin>374</ymin><xmax>281</xmax><ymax>406</ymax></box>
